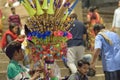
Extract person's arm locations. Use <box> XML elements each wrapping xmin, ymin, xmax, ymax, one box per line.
<box><xmin>96</xmin><ymin>12</ymin><xmax>101</xmax><ymax>23</ymax></box>
<box><xmin>87</xmin><ymin>13</ymin><xmax>91</xmax><ymax>23</ymax></box>
<box><xmin>18</xmin><ymin>15</ymin><xmax>22</xmax><ymax>28</ymax></box>
<box><xmin>30</xmin><ymin>71</ymin><xmax>40</xmax><ymax>80</ymax></box>
<box><xmin>8</xmin><ymin>15</ymin><xmax>11</xmax><ymax>23</ymax></box>
<box><xmin>91</xmin><ymin>35</ymin><xmax>102</xmax><ymax>69</ymax></box>
<box><xmin>91</xmin><ymin>48</ymin><xmax>101</xmax><ymax>69</ymax></box>
<box><xmin>11</xmin><ymin>71</ymin><xmax>40</xmax><ymax>80</ymax></box>
<box><xmin>6</xmin><ymin>35</ymin><xmax>14</xmax><ymax>44</ymax></box>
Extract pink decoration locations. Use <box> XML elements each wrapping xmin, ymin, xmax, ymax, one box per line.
<box><xmin>27</xmin><ymin>36</ymin><xmax>32</xmax><ymax>40</ymax></box>
<box><xmin>66</xmin><ymin>32</ymin><xmax>72</xmax><ymax>39</ymax></box>
<box><xmin>58</xmin><ymin>30</ymin><xmax>63</xmax><ymax>36</ymax></box>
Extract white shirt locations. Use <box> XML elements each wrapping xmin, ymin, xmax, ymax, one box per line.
<box><xmin>112</xmin><ymin>7</ymin><xmax>120</xmax><ymax>28</ymax></box>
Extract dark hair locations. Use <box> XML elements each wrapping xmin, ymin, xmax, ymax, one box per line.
<box><xmin>5</xmin><ymin>41</ymin><xmax>21</xmax><ymax>59</ymax></box>
<box><xmin>89</xmin><ymin>7</ymin><xmax>94</xmax><ymax>12</ymax></box>
<box><xmin>77</xmin><ymin>59</ymin><xmax>90</xmax><ymax>67</ymax></box>
<box><xmin>9</xmin><ymin>23</ymin><xmax>18</xmax><ymax>31</ymax></box>
<box><xmin>11</xmin><ymin>7</ymin><xmax>15</xmax><ymax>10</ymax></box>
<box><xmin>70</xmin><ymin>13</ymin><xmax>77</xmax><ymax>19</ymax></box>
<box><xmin>24</xmin><ymin>24</ymin><xmax>31</xmax><ymax>35</ymax></box>
<box><xmin>93</xmin><ymin>24</ymin><xmax>105</xmax><ymax>31</ymax></box>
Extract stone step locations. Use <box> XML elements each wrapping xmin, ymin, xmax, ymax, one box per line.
<box><xmin>60</xmin><ymin>68</ymin><xmax>70</xmax><ymax>77</ymax></box>
<box><xmin>0</xmin><ymin>53</ymin><xmax>9</xmax><ymax>61</ymax></box>
<box><xmin>95</xmin><ymin>65</ymin><xmax>103</xmax><ymax>74</ymax></box>
<box><xmin>89</xmin><ymin>74</ymin><xmax>105</xmax><ymax>80</ymax></box>
<box><xmin>0</xmin><ymin>71</ymin><xmax>7</xmax><ymax>80</ymax></box>
<box><xmin>0</xmin><ymin>61</ymin><xmax>9</xmax><ymax>71</ymax></box>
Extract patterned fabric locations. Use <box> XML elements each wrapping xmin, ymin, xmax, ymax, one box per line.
<box><xmin>8</xmin><ymin>14</ymin><xmax>21</xmax><ymax>27</ymax></box>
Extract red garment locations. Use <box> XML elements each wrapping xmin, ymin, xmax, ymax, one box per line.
<box><xmin>87</xmin><ymin>12</ymin><xmax>101</xmax><ymax>25</ymax></box>
<box><xmin>0</xmin><ymin>30</ymin><xmax>17</xmax><ymax>49</ymax></box>
<box><xmin>0</xmin><ymin>9</ymin><xmax>2</xmax><ymax>19</ymax></box>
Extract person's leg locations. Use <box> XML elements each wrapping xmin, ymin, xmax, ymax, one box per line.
<box><xmin>67</xmin><ymin>47</ymin><xmax>77</xmax><ymax>74</ymax></box>
<box><xmin>104</xmin><ymin>71</ymin><xmax>118</xmax><ymax>80</ymax></box>
<box><xmin>117</xmin><ymin>70</ymin><xmax>120</xmax><ymax>80</ymax></box>
<box><xmin>76</xmin><ymin>46</ymin><xmax>85</xmax><ymax>61</ymax></box>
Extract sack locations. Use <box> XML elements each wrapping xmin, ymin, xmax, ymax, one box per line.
<box><xmin>87</xmin><ymin>68</ymin><xmax>96</xmax><ymax>77</ymax></box>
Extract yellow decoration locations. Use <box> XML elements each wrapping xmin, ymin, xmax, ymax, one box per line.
<box><xmin>47</xmin><ymin>0</ymin><xmax>54</xmax><ymax>15</ymax></box>
<box><xmin>42</xmin><ymin>0</ymin><xmax>48</xmax><ymax>9</ymax></box>
<box><xmin>35</xmin><ymin>0</ymin><xmax>44</xmax><ymax>15</ymax></box>
<box><xmin>22</xmin><ymin>0</ymin><xmax>36</xmax><ymax>17</ymax></box>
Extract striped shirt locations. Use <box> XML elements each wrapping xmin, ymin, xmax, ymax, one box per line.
<box><xmin>8</xmin><ymin>14</ymin><xmax>21</xmax><ymax>27</ymax></box>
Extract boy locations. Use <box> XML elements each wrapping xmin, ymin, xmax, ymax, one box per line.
<box><xmin>68</xmin><ymin>59</ymin><xmax>90</xmax><ymax>80</ymax></box>
<box><xmin>6</xmin><ymin>41</ymin><xmax>59</xmax><ymax>80</ymax></box>
<box><xmin>5</xmin><ymin>41</ymin><xmax>40</xmax><ymax>80</ymax></box>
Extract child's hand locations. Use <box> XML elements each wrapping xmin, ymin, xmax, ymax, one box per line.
<box><xmin>35</xmin><ymin>66</ymin><xmax>44</xmax><ymax>73</ymax></box>
<box><xmin>33</xmin><ymin>71</ymin><xmax>40</xmax><ymax>79</ymax></box>
<box><xmin>15</xmin><ymin>35</ymin><xmax>25</xmax><ymax>43</ymax></box>
<box><xmin>31</xmin><ymin>71</ymin><xmax>40</xmax><ymax>80</ymax></box>
<box><xmin>48</xmin><ymin>69</ymin><xmax>55</xmax><ymax>78</ymax></box>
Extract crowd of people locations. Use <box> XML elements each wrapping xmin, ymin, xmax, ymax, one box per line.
<box><xmin>0</xmin><ymin>0</ymin><xmax>120</xmax><ymax>80</ymax></box>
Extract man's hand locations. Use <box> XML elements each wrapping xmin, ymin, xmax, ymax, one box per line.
<box><xmin>90</xmin><ymin>63</ymin><xmax>96</xmax><ymax>71</ymax></box>
<box><xmin>111</xmin><ymin>27</ymin><xmax>115</xmax><ymax>32</ymax></box>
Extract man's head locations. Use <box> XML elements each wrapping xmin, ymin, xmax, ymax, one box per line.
<box><xmin>5</xmin><ymin>41</ymin><xmax>24</xmax><ymax>61</ymax></box>
<box><xmin>69</xmin><ymin>13</ymin><xmax>78</xmax><ymax>20</ymax></box>
<box><xmin>93</xmin><ymin>24</ymin><xmax>105</xmax><ymax>35</ymax></box>
<box><xmin>11</xmin><ymin>7</ymin><xmax>15</xmax><ymax>14</ymax></box>
<box><xmin>77</xmin><ymin>60</ymin><xmax>90</xmax><ymax>75</ymax></box>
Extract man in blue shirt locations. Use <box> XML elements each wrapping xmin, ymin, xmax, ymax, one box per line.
<box><xmin>91</xmin><ymin>24</ymin><xmax>120</xmax><ymax>80</ymax></box>
<box><xmin>66</xmin><ymin>13</ymin><xmax>87</xmax><ymax>74</ymax></box>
